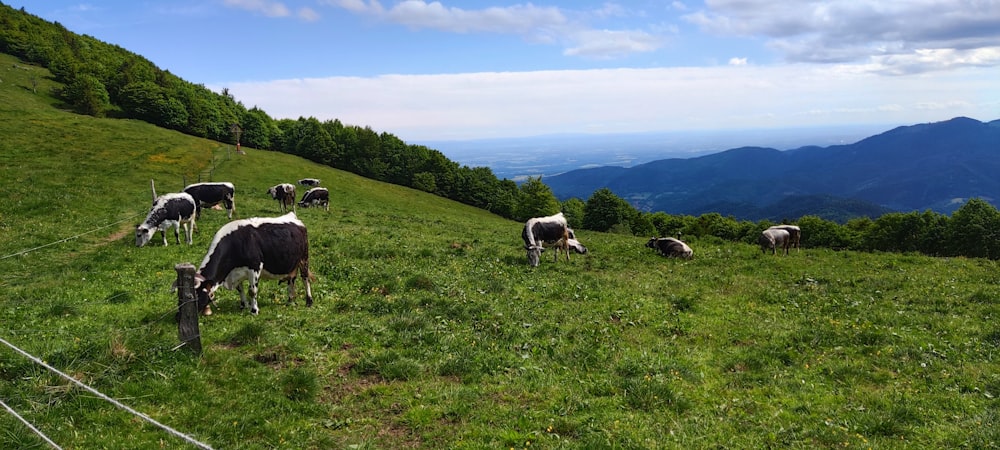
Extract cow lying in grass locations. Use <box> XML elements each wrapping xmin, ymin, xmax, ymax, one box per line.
<box><xmin>646</xmin><ymin>237</ymin><xmax>693</xmax><ymax>259</ymax></box>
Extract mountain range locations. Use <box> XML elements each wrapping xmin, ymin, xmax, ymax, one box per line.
<box><xmin>544</xmin><ymin>117</ymin><xmax>1000</xmax><ymax>222</ymax></box>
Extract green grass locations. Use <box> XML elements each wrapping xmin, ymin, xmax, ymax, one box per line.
<box><xmin>1</xmin><ymin>52</ymin><xmax>998</xmax><ymax>448</ymax></box>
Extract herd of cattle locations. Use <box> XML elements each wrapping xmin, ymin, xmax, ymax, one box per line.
<box><xmin>136</xmin><ymin>178</ymin><xmax>327</xmax><ymax>315</ymax></box>
<box><xmin>520</xmin><ymin>212</ymin><xmax>801</xmax><ymax>265</ymax></box>
<box><xmin>136</xmin><ymin>179</ymin><xmax>801</xmax><ymax>315</ymax></box>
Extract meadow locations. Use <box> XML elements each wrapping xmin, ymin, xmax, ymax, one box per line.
<box><xmin>1</xmin><ymin>53</ymin><xmax>998</xmax><ymax>449</ymax></box>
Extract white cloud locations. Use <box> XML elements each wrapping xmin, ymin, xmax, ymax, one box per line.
<box><xmin>298</xmin><ymin>7</ymin><xmax>320</xmax><ymax>21</ymax></box>
<box><xmin>685</xmin><ymin>0</ymin><xmax>1000</xmax><ymax>73</ymax></box>
<box><xmin>222</xmin><ymin>63</ymin><xmax>999</xmax><ymax>141</ymax></box>
<box><xmin>223</xmin><ymin>0</ymin><xmax>291</xmax><ymax>18</ymax></box>
<box><xmin>728</xmin><ymin>57</ymin><xmax>747</xmax><ymax>66</ymax></box>
<box><xmin>322</xmin><ymin>0</ymin><xmax>665</xmax><ymax>58</ymax></box>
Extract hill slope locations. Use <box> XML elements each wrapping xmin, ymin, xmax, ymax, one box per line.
<box><xmin>2</xmin><ymin>52</ymin><xmax>999</xmax><ymax>449</ymax></box>
<box><xmin>545</xmin><ymin>117</ymin><xmax>1000</xmax><ymax>220</ymax></box>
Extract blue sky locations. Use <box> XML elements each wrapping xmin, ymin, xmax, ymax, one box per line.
<box><xmin>15</xmin><ymin>1</ymin><xmax>1000</xmax><ymax>141</ymax></box>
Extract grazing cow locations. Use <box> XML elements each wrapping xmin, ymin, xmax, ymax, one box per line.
<box><xmin>298</xmin><ymin>178</ymin><xmax>321</xmax><ymax>186</ymax></box>
<box><xmin>521</xmin><ymin>212</ymin><xmax>588</xmax><ymax>267</ymax></box>
<box><xmin>298</xmin><ymin>187</ymin><xmax>329</xmax><ymax>211</ymax></box>
<box><xmin>268</xmin><ymin>183</ymin><xmax>296</xmax><ymax>213</ymax></box>
<box><xmin>759</xmin><ymin>228</ymin><xmax>791</xmax><ymax>255</ymax></box>
<box><xmin>183</xmin><ymin>182</ymin><xmax>236</xmax><ymax>220</ymax></box>
<box><xmin>190</xmin><ymin>212</ymin><xmax>313</xmax><ymax>315</ymax></box>
<box><xmin>646</xmin><ymin>237</ymin><xmax>693</xmax><ymax>259</ymax></box>
<box><xmin>136</xmin><ymin>192</ymin><xmax>197</xmax><ymax>247</ymax></box>
<box><xmin>768</xmin><ymin>225</ymin><xmax>801</xmax><ymax>251</ymax></box>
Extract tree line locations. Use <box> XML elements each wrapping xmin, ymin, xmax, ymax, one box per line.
<box><xmin>4</xmin><ymin>4</ymin><xmax>1000</xmax><ymax>259</ymax></box>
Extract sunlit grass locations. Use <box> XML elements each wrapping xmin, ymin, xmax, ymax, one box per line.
<box><xmin>1</xmin><ymin>51</ymin><xmax>998</xmax><ymax>448</ymax></box>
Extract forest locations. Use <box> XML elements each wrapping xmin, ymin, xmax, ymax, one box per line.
<box><xmin>4</xmin><ymin>3</ymin><xmax>1000</xmax><ymax>259</ymax></box>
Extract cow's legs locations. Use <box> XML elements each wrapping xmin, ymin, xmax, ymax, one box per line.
<box><xmin>247</xmin><ymin>270</ymin><xmax>260</xmax><ymax>315</ymax></box>
<box><xmin>236</xmin><ymin>282</ymin><xmax>247</xmax><ymax>310</ymax></box>
<box><xmin>286</xmin><ymin>277</ymin><xmax>296</xmax><ymax>304</ymax></box>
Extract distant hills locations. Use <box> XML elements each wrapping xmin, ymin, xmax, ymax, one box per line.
<box><xmin>544</xmin><ymin>117</ymin><xmax>1000</xmax><ymax>222</ymax></box>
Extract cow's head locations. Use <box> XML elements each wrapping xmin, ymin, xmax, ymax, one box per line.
<box><xmin>525</xmin><ymin>245</ymin><xmax>544</xmax><ymax>267</ymax></box>
<box><xmin>567</xmin><ymin>238</ymin><xmax>588</xmax><ymax>255</ymax></box>
<box><xmin>169</xmin><ymin>274</ymin><xmax>216</xmax><ymax>315</ymax></box>
<box><xmin>190</xmin><ymin>275</ymin><xmax>220</xmax><ymax>315</ymax></box>
<box><xmin>646</xmin><ymin>237</ymin><xmax>658</xmax><ymax>249</ymax></box>
<box><xmin>135</xmin><ymin>224</ymin><xmax>155</xmax><ymax>247</ymax></box>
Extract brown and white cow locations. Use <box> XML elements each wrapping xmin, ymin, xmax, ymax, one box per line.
<box><xmin>268</xmin><ymin>183</ymin><xmax>296</xmax><ymax>213</ymax></box>
<box><xmin>191</xmin><ymin>212</ymin><xmax>313</xmax><ymax>315</ymax></box>
<box><xmin>521</xmin><ymin>212</ymin><xmax>587</xmax><ymax>267</ymax></box>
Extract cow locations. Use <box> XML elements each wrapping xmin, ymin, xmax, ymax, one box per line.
<box><xmin>189</xmin><ymin>212</ymin><xmax>313</xmax><ymax>315</ymax></box>
<box><xmin>646</xmin><ymin>237</ymin><xmax>693</xmax><ymax>259</ymax></box>
<box><xmin>298</xmin><ymin>178</ymin><xmax>321</xmax><ymax>186</ymax></box>
<box><xmin>183</xmin><ymin>182</ymin><xmax>236</xmax><ymax>221</ymax></box>
<box><xmin>136</xmin><ymin>192</ymin><xmax>197</xmax><ymax>247</ymax></box>
<box><xmin>759</xmin><ymin>227</ymin><xmax>791</xmax><ymax>255</ymax></box>
<box><xmin>298</xmin><ymin>187</ymin><xmax>329</xmax><ymax>211</ymax></box>
<box><xmin>768</xmin><ymin>225</ymin><xmax>801</xmax><ymax>251</ymax></box>
<box><xmin>521</xmin><ymin>212</ymin><xmax>588</xmax><ymax>267</ymax></box>
<box><xmin>268</xmin><ymin>183</ymin><xmax>296</xmax><ymax>213</ymax></box>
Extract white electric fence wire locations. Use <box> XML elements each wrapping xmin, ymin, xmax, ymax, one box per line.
<box><xmin>0</xmin><ymin>337</ymin><xmax>213</xmax><ymax>450</ymax></box>
<box><xmin>0</xmin><ymin>398</ymin><xmax>63</xmax><ymax>449</ymax></box>
<box><xmin>0</xmin><ymin>214</ymin><xmax>141</xmax><ymax>260</ymax></box>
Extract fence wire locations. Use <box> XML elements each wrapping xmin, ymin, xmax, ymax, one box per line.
<box><xmin>0</xmin><ymin>398</ymin><xmax>62</xmax><ymax>449</ymax></box>
<box><xmin>0</xmin><ymin>336</ymin><xmax>213</xmax><ymax>449</ymax></box>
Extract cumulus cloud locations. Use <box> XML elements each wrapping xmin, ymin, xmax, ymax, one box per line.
<box><xmin>223</xmin><ymin>0</ymin><xmax>319</xmax><ymax>21</ymax></box>
<box><xmin>322</xmin><ymin>0</ymin><xmax>664</xmax><ymax>58</ymax></box>
<box><xmin>684</xmin><ymin>0</ymin><xmax>1000</xmax><ymax>73</ymax></box>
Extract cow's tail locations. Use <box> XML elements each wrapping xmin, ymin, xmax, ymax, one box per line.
<box><xmin>150</xmin><ymin>179</ymin><xmax>157</xmax><ymax>201</ymax></box>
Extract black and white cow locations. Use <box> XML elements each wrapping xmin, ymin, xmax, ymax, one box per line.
<box><xmin>298</xmin><ymin>187</ymin><xmax>329</xmax><ymax>211</ymax></box>
<box><xmin>759</xmin><ymin>227</ymin><xmax>791</xmax><ymax>255</ymax></box>
<box><xmin>268</xmin><ymin>183</ymin><xmax>296</xmax><ymax>213</ymax></box>
<box><xmin>646</xmin><ymin>237</ymin><xmax>693</xmax><ymax>259</ymax></box>
<box><xmin>136</xmin><ymin>192</ymin><xmax>197</xmax><ymax>247</ymax></box>
<box><xmin>768</xmin><ymin>225</ymin><xmax>801</xmax><ymax>251</ymax></box>
<box><xmin>521</xmin><ymin>212</ymin><xmax>588</xmax><ymax>267</ymax></box>
<box><xmin>298</xmin><ymin>178</ymin><xmax>321</xmax><ymax>186</ymax></box>
<box><xmin>183</xmin><ymin>182</ymin><xmax>235</xmax><ymax>220</ymax></box>
<box><xmin>191</xmin><ymin>212</ymin><xmax>313</xmax><ymax>315</ymax></box>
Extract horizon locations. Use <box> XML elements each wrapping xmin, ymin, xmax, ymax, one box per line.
<box><xmin>15</xmin><ymin>1</ymin><xmax>1000</xmax><ymax>143</ymax></box>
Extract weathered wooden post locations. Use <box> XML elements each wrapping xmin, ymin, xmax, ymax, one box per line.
<box><xmin>175</xmin><ymin>263</ymin><xmax>203</xmax><ymax>354</ymax></box>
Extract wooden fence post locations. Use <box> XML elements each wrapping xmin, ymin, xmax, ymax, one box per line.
<box><xmin>174</xmin><ymin>263</ymin><xmax>202</xmax><ymax>354</ymax></box>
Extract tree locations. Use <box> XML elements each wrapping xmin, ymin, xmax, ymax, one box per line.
<box><xmin>946</xmin><ymin>198</ymin><xmax>1000</xmax><ymax>258</ymax></box>
<box><xmin>412</xmin><ymin>172</ymin><xmax>436</xmax><ymax>193</ymax></box>
<box><xmin>515</xmin><ymin>177</ymin><xmax>560</xmax><ymax>221</ymax></box>
<box><xmin>583</xmin><ymin>188</ymin><xmax>631</xmax><ymax>232</ymax></box>
<box><xmin>561</xmin><ymin>198</ymin><xmax>586</xmax><ymax>229</ymax></box>
<box><xmin>59</xmin><ymin>73</ymin><xmax>110</xmax><ymax>116</ymax></box>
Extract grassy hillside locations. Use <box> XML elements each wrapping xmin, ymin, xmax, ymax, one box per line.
<box><xmin>1</xmin><ymin>52</ymin><xmax>999</xmax><ymax>449</ymax></box>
